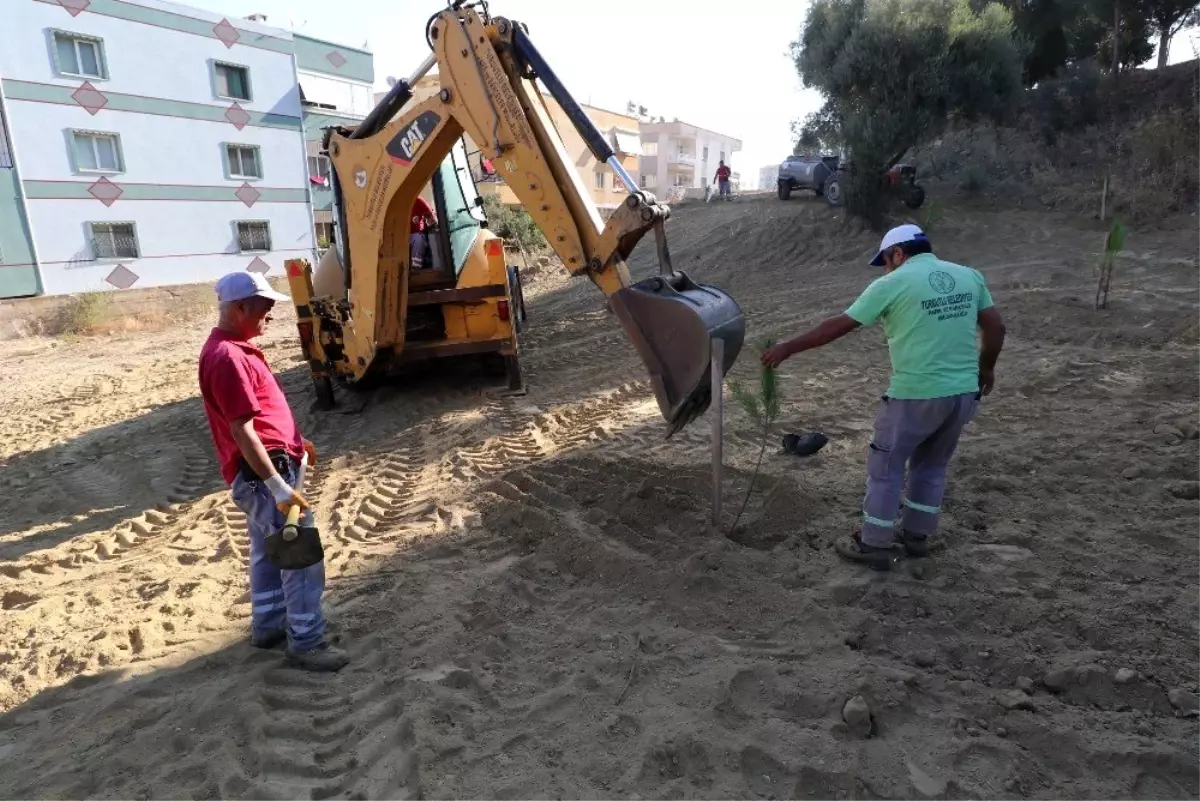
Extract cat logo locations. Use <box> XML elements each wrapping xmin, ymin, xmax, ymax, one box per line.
<box><xmin>354</xmin><ymin>167</ymin><xmax>367</xmax><ymax>189</ymax></box>
<box><xmin>386</xmin><ymin>111</ymin><xmax>441</xmax><ymax>166</ymax></box>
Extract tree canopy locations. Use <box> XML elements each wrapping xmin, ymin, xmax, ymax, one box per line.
<box><xmin>791</xmin><ymin>0</ymin><xmax>1025</xmax><ymax>222</ymax></box>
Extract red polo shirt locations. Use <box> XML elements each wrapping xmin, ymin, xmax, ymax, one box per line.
<box><xmin>198</xmin><ymin>328</ymin><xmax>304</xmax><ymax>485</ymax></box>
<box><xmin>411</xmin><ymin>196</ymin><xmax>436</xmax><ymax>234</ymax></box>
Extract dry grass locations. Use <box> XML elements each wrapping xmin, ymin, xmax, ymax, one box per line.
<box><xmin>55</xmin><ymin>292</ymin><xmax>113</xmax><ymax>336</ymax></box>
<box><xmin>911</xmin><ymin>61</ymin><xmax>1199</xmax><ymax>222</ymax></box>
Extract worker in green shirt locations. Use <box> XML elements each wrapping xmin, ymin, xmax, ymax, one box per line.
<box><xmin>762</xmin><ymin>224</ymin><xmax>1007</xmax><ymax>571</ymax></box>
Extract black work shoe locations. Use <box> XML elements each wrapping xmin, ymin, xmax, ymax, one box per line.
<box><xmin>285</xmin><ymin>642</ymin><xmax>350</xmax><ymax>672</ymax></box>
<box><xmin>897</xmin><ymin>530</ymin><xmax>930</xmax><ymax>558</ymax></box>
<box><xmin>835</xmin><ymin>533</ymin><xmax>900</xmax><ymax>572</ymax></box>
<box><xmin>251</xmin><ymin>628</ymin><xmax>287</xmax><ymax>649</ymax></box>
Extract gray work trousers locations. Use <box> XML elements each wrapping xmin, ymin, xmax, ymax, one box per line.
<box><xmin>861</xmin><ymin>392</ymin><xmax>980</xmax><ymax>547</ymax></box>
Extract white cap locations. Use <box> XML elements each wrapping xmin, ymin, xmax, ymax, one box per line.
<box><xmin>869</xmin><ymin>224</ymin><xmax>929</xmax><ymax>266</ymax></box>
<box><xmin>215</xmin><ymin>271</ymin><xmax>289</xmax><ymax>303</ymax></box>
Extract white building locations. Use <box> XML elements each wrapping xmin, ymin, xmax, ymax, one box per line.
<box><xmin>0</xmin><ymin>0</ymin><xmax>370</xmax><ymax>298</ymax></box>
<box><xmin>759</xmin><ymin>164</ymin><xmax>779</xmax><ymax>191</ymax></box>
<box><xmin>637</xmin><ymin>119</ymin><xmax>741</xmax><ymax>195</ymax></box>
<box><xmin>296</xmin><ymin>36</ymin><xmax>374</xmax><ymax>248</ymax></box>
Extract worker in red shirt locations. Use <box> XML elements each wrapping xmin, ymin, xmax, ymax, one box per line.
<box><xmin>410</xmin><ymin>194</ymin><xmax>438</xmax><ymax>271</ymax></box>
<box><xmin>198</xmin><ymin>272</ymin><xmax>349</xmax><ymax>672</ymax></box>
<box><xmin>714</xmin><ymin>160</ymin><xmax>733</xmax><ymax>201</ymax></box>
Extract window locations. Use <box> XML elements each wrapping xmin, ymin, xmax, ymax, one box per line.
<box><xmin>214</xmin><ymin>62</ymin><xmax>251</xmax><ymax>101</ymax></box>
<box><xmin>719</xmin><ymin>150</ymin><xmax>725</xmax><ymax>163</ymax></box>
<box><xmin>594</xmin><ymin>171</ymin><xmax>605</xmax><ymax>190</ymax></box>
<box><xmin>701</xmin><ymin>177</ymin><xmax>708</xmax><ymax>189</ymax></box>
<box><xmin>702</xmin><ymin>146</ymin><xmax>709</xmax><ymax>162</ymax></box>
<box><xmin>225</xmin><ymin>144</ymin><xmax>261</xmax><ymax>179</ymax></box>
<box><xmin>307</xmin><ymin>155</ymin><xmax>330</xmax><ymax>182</ymax></box>
<box><xmin>639</xmin><ymin>174</ymin><xmax>646</xmax><ymax>188</ymax></box>
<box><xmin>643</xmin><ymin>141</ymin><xmax>658</xmax><ymax>156</ymax></box>
<box><xmin>53</xmin><ymin>31</ymin><xmax>106</xmax><ymax>79</ymax></box>
<box><xmin>89</xmin><ymin>222</ymin><xmax>138</xmax><ymax>260</ymax></box>
<box><xmin>72</xmin><ymin>130</ymin><xmax>122</xmax><ymax>173</ymax></box>
<box><xmin>236</xmin><ymin>221</ymin><xmax>271</xmax><ymax>252</ymax></box>
<box><xmin>644</xmin><ymin>173</ymin><xmax>657</xmax><ymax>189</ymax></box>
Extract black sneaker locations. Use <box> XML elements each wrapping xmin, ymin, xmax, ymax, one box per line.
<box><xmin>835</xmin><ymin>533</ymin><xmax>900</xmax><ymax>572</ymax></box>
<box><xmin>250</xmin><ymin>628</ymin><xmax>287</xmax><ymax>649</ymax></box>
<box><xmin>285</xmin><ymin>641</ymin><xmax>350</xmax><ymax>672</ymax></box>
<box><xmin>897</xmin><ymin>530</ymin><xmax>930</xmax><ymax>558</ymax></box>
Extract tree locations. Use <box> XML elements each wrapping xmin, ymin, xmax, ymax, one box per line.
<box><xmin>1090</xmin><ymin>0</ymin><xmax>1156</xmax><ymax>73</ymax></box>
<box><xmin>791</xmin><ymin>0</ymin><xmax>1025</xmax><ymax>225</ymax></box>
<box><xmin>999</xmin><ymin>0</ymin><xmax>1105</xmax><ymax>83</ymax></box>
<box><xmin>1145</xmin><ymin>0</ymin><xmax>1200</xmax><ymax>66</ymax></box>
<box><xmin>791</xmin><ymin>106</ymin><xmax>845</xmax><ymax>154</ymax></box>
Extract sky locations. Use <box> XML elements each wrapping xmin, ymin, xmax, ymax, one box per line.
<box><xmin>195</xmin><ymin>0</ymin><xmax>822</xmax><ymax>185</ymax></box>
<box><xmin>197</xmin><ymin>0</ymin><xmax>1198</xmax><ymax>188</ymax></box>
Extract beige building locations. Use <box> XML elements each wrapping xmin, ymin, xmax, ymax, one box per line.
<box><xmin>376</xmin><ymin>75</ymin><xmax>640</xmax><ymax>211</ymax></box>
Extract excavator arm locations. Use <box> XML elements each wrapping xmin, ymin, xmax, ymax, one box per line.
<box><xmin>320</xmin><ymin>1</ymin><xmax>744</xmax><ymax>435</ymax></box>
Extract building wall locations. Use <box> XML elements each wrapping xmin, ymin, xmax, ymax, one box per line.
<box><xmin>0</xmin><ymin>0</ymin><xmax>380</xmax><ymax>297</ymax></box>
<box><xmin>296</xmin><ymin>33</ymin><xmax>374</xmax><ymax>243</ymax></box>
<box><xmin>759</xmin><ymin>165</ymin><xmax>779</xmax><ymax>191</ymax></box>
<box><xmin>0</xmin><ymin>95</ymin><xmax>40</xmax><ymax>298</ymax></box>
<box><xmin>638</xmin><ymin>121</ymin><xmax>742</xmax><ymax>195</ymax></box>
<box><xmin>295</xmin><ymin>33</ymin><xmax>374</xmax><ymax>119</ymax></box>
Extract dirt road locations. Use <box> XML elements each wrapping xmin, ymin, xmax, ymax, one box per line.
<box><xmin>0</xmin><ymin>196</ymin><xmax>1196</xmax><ymax>799</ymax></box>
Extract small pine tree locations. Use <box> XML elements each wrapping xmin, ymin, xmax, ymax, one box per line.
<box><xmin>727</xmin><ymin>337</ymin><xmax>782</xmax><ymax>534</ymax></box>
<box><xmin>1095</xmin><ymin>219</ymin><xmax>1127</xmax><ymax>310</ymax></box>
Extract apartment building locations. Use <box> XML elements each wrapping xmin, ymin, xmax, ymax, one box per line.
<box><xmin>0</xmin><ymin>0</ymin><xmax>369</xmax><ymax>299</ymax></box>
<box><xmin>759</xmin><ymin>164</ymin><xmax>779</xmax><ymax>191</ymax></box>
<box><xmin>296</xmin><ymin>36</ymin><xmax>374</xmax><ymax>249</ymax></box>
<box><xmin>638</xmin><ymin>119</ymin><xmax>742</xmax><ymax>195</ymax></box>
<box><xmin>386</xmin><ymin>74</ymin><xmax>641</xmax><ymax>212</ymax></box>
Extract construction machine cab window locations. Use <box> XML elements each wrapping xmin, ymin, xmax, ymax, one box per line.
<box><xmin>430</xmin><ymin>139</ymin><xmax>483</xmax><ymax>277</ymax></box>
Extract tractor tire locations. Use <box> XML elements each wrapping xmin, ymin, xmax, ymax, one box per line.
<box><xmin>824</xmin><ymin>176</ymin><xmax>845</xmax><ymax>207</ymax></box>
<box><xmin>777</xmin><ymin>181</ymin><xmax>792</xmax><ymax>201</ymax></box>
<box><xmin>904</xmin><ymin>185</ymin><xmax>926</xmax><ymax>209</ymax></box>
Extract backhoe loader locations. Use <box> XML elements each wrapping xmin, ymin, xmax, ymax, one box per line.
<box><xmin>284</xmin><ymin>0</ymin><xmax>745</xmax><ymax>436</ymax></box>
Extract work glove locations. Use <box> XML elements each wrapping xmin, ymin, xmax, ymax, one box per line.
<box><xmin>265</xmin><ymin>474</ymin><xmax>309</xmax><ymax>514</ymax></box>
<box><xmin>302</xmin><ymin>438</ymin><xmax>318</xmax><ymax>466</ymax></box>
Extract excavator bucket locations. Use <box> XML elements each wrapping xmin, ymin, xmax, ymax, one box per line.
<box><xmin>610</xmin><ymin>272</ymin><xmax>745</xmax><ymax>437</ymax></box>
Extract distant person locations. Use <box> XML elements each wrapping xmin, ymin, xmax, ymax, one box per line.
<box><xmin>198</xmin><ymin>272</ymin><xmax>349</xmax><ymax>671</ymax></box>
<box><xmin>714</xmin><ymin>160</ymin><xmax>732</xmax><ymax>201</ymax></box>
<box><xmin>761</xmin><ymin>224</ymin><xmax>1006</xmax><ymax>571</ymax></box>
<box><xmin>410</xmin><ymin>195</ymin><xmax>438</xmax><ymax>271</ymax></box>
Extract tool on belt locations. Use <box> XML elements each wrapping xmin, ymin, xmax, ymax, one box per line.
<box><xmin>265</xmin><ymin>453</ymin><xmax>324</xmax><ymax>570</ymax></box>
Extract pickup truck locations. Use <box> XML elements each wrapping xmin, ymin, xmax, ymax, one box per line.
<box><xmin>776</xmin><ymin>154</ymin><xmax>841</xmax><ymax>202</ymax></box>
<box><xmin>777</xmin><ymin>154</ymin><xmax>925</xmax><ymax>209</ymax></box>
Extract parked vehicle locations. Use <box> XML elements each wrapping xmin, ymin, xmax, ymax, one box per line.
<box><xmin>776</xmin><ymin>154</ymin><xmax>840</xmax><ymax>201</ymax></box>
<box><xmin>776</xmin><ymin>154</ymin><xmax>925</xmax><ymax>209</ymax></box>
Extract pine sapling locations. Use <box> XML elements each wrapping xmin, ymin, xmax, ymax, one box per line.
<box><xmin>1095</xmin><ymin>220</ymin><xmax>1127</xmax><ymax>310</ymax></box>
<box><xmin>727</xmin><ymin>337</ymin><xmax>782</xmax><ymax>535</ymax></box>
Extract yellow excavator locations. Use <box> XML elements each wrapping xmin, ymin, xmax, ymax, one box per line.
<box><xmin>284</xmin><ymin>0</ymin><xmax>744</xmax><ymax>436</ymax></box>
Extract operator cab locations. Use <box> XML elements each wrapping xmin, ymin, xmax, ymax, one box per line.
<box><xmin>411</xmin><ymin>138</ymin><xmax>487</xmax><ymax>289</ymax></box>
<box><xmin>311</xmin><ymin>137</ymin><xmax>485</xmax><ymax>299</ymax></box>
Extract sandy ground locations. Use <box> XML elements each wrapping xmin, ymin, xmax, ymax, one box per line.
<box><xmin>0</xmin><ymin>196</ymin><xmax>1197</xmax><ymax>799</ymax></box>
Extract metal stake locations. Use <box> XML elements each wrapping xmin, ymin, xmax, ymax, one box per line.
<box><xmin>711</xmin><ymin>337</ymin><xmax>725</xmax><ymax>528</ymax></box>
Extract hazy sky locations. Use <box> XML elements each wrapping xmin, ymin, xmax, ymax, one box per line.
<box><xmin>198</xmin><ymin>0</ymin><xmax>1197</xmax><ymax>184</ymax></box>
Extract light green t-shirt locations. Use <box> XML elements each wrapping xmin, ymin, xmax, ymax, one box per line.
<box><xmin>845</xmin><ymin>253</ymin><xmax>994</xmax><ymax>400</ymax></box>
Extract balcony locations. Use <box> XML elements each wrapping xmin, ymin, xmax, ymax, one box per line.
<box><xmin>667</xmin><ymin>152</ymin><xmax>696</xmax><ymax>169</ymax></box>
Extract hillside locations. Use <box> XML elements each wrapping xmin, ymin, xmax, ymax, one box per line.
<box><xmin>911</xmin><ymin>59</ymin><xmax>1200</xmax><ymax>222</ymax></box>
